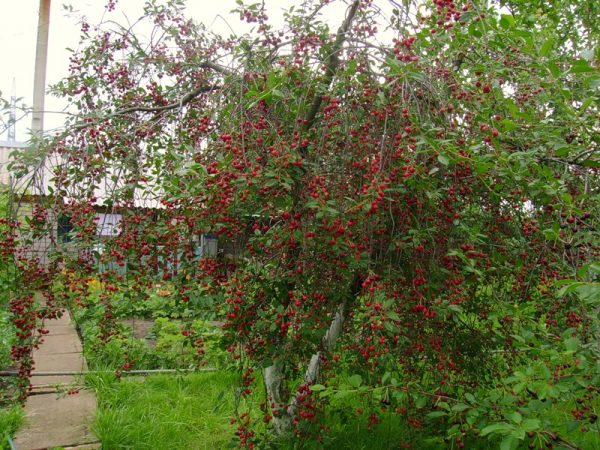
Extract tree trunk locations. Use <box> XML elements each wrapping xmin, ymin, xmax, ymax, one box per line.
<box><xmin>264</xmin><ymin>362</ymin><xmax>293</xmax><ymax>434</ymax></box>
<box><xmin>263</xmin><ymin>1</ymin><xmax>360</xmax><ymax>435</ymax></box>
<box><xmin>264</xmin><ymin>301</ymin><xmax>347</xmax><ymax>434</ymax></box>
<box><xmin>265</xmin><ymin>272</ymin><xmax>362</xmax><ymax>434</ymax></box>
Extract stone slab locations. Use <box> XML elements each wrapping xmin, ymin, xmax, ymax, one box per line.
<box><xmin>121</xmin><ymin>318</ymin><xmax>155</xmax><ymax>339</ymax></box>
<box><xmin>33</xmin><ymin>353</ymin><xmax>87</xmax><ymax>373</ymax></box>
<box><xmin>34</xmin><ymin>334</ymin><xmax>83</xmax><ymax>355</ymax></box>
<box><xmin>31</xmin><ymin>375</ymin><xmax>78</xmax><ymax>387</ymax></box>
<box><xmin>40</xmin><ymin>325</ymin><xmax>79</xmax><ymax>336</ymax></box>
<box><xmin>14</xmin><ymin>390</ymin><xmax>97</xmax><ymax>450</ymax></box>
<box><xmin>44</xmin><ymin>311</ymin><xmax>72</xmax><ymax>327</ymax></box>
<box><xmin>63</xmin><ymin>443</ymin><xmax>102</xmax><ymax>450</ymax></box>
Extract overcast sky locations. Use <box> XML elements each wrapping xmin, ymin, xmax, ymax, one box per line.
<box><xmin>1</xmin><ymin>0</ymin><xmax>386</xmax><ymax>142</ymax></box>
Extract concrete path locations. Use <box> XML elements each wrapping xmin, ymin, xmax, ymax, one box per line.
<box><xmin>14</xmin><ymin>310</ymin><xmax>100</xmax><ymax>450</ymax></box>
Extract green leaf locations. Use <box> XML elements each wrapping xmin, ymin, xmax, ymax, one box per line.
<box><xmin>348</xmin><ymin>374</ymin><xmax>362</xmax><ymax>388</ymax></box>
<box><xmin>557</xmin><ymin>281</ymin><xmax>585</xmax><ymax>297</ymax></box>
<box><xmin>415</xmin><ymin>396</ymin><xmax>427</xmax><ymax>409</ymax></box>
<box><xmin>480</xmin><ymin>422</ymin><xmax>513</xmax><ymax>436</ymax></box>
<box><xmin>540</xmin><ymin>39</ymin><xmax>553</xmax><ymax>57</ymax></box>
<box><xmin>469</xmin><ymin>23</ymin><xmax>482</xmax><ymax>37</ymax></box>
<box><xmin>334</xmin><ymin>389</ymin><xmax>353</xmax><ymax>400</ymax></box>
<box><xmin>346</xmin><ymin>59</ymin><xmax>358</xmax><ymax>75</ymax></box>
<box><xmin>499</xmin><ymin>15</ymin><xmax>514</xmax><ymax>29</ymax></box>
<box><xmin>543</xmin><ymin>228</ymin><xmax>559</xmax><ymax>241</ymax></box>
<box><xmin>384</xmin><ymin>321</ymin><xmax>397</xmax><ymax>333</ymax></box>
<box><xmin>310</xmin><ymin>384</ymin><xmax>326</xmax><ymax>391</ymax></box>
<box><xmin>427</xmin><ymin>411</ymin><xmax>447</xmax><ymax>418</ymax></box>
<box><xmin>465</xmin><ymin>393</ymin><xmax>476</xmax><ymax>403</ymax></box>
<box><xmin>451</xmin><ymin>403</ymin><xmax>469</xmax><ymax>412</ymax></box>
<box><xmin>501</xmin><ymin>118</ymin><xmax>517</xmax><ymax>132</ymax></box>
<box><xmin>581</xmin><ymin>159</ymin><xmax>600</xmax><ymax>168</ymax></box>
<box><xmin>579</xmin><ymin>97</ymin><xmax>594</xmax><ymax>113</ymax></box>
<box><xmin>437</xmin><ymin>154</ymin><xmax>449</xmax><ymax>166</ymax></box>
<box><xmin>571</xmin><ymin>59</ymin><xmax>594</xmax><ymax>73</ymax></box>
<box><xmin>437</xmin><ymin>402</ymin><xmax>450</xmax><ymax>411</ymax></box>
<box><xmin>521</xmin><ymin>419</ymin><xmax>541</xmax><ymax>432</ymax></box>
<box><xmin>501</xmin><ymin>435</ymin><xmax>518</xmax><ymax>450</ymax></box>
<box><xmin>507</xmin><ymin>412</ymin><xmax>522</xmax><ymax>424</ymax></box>
<box><xmin>547</xmin><ymin>62</ymin><xmax>561</xmax><ymax>78</ymax></box>
<box><xmin>387</xmin><ymin>311</ymin><xmax>401</xmax><ymax>321</ymax></box>
<box><xmin>474</xmin><ymin>161</ymin><xmax>493</xmax><ymax>175</ymax></box>
<box><xmin>448</xmin><ymin>304</ymin><xmax>463</xmax><ymax>313</ymax></box>
<box><xmin>564</xmin><ymin>337</ymin><xmax>580</xmax><ymax>352</ymax></box>
<box><xmin>261</xmin><ymin>358</ymin><xmax>273</xmax><ymax>368</ymax></box>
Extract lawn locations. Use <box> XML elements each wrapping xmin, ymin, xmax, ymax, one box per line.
<box><xmin>88</xmin><ymin>371</ymin><xmax>241</xmax><ymax>450</ymax></box>
<box><xmin>87</xmin><ymin>370</ymin><xmax>446</xmax><ymax>450</ymax></box>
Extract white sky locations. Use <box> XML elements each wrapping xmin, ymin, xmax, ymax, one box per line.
<box><xmin>1</xmin><ymin>0</ymin><xmax>382</xmax><ymax>142</ymax></box>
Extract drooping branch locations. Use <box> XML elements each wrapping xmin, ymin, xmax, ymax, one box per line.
<box><xmin>111</xmin><ymin>84</ymin><xmax>220</xmax><ymax>115</ymax></box>
<box><xmin>198</xmin><ymin>61</ymin><xmax>234</xmax><ymax>76</ymax></box>
<box><xmin>69</xmin><ymin>60</ymin><xmax>233</xmax><ymax>131</ymax></box>
<box><xmin>72</xmin><ymin>84</ymin><xmax>220</xmax><ymax>130</ymax></box>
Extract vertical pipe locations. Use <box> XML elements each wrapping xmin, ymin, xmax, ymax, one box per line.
<box><xmin>31</xmin><ymin>0</ymin><xmax>51</xmax><ymax>136</ymax></box>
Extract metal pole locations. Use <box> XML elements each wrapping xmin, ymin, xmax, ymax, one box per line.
<box><xmin>31</xmin><ymin>0</ymin><xmax>51</xmax><ymax>136</ymax></box>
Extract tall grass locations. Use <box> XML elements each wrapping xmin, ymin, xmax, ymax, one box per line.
<box><xmin>88</xmin><ymin>371</ymin><xmax>241</xmax><ymax>449</ymax></box>
<box><xmin>88</xmin><ymin>370</ymin><xmax>446</xmax><ymax>449</ymax></box>
<box><xmin>0</xmin><ymin>406</ymin><xmax>23</xmax><ymax>450</ymax></box>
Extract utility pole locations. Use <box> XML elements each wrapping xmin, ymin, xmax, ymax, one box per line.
<box><xmin>8</xmin><ymin>78</ymin><xmax>16</xmax><ymax>142</ymax></box>
<box><xmin>31</xmin><ymin>0</ymin><xmax>51</xmax><ymax>136</ymax></box>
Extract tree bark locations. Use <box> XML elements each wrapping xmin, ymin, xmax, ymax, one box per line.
<box><xmin>265</xmin><ymin>298</ymin><xmax>349</xmax><ymax>434</ymax></box>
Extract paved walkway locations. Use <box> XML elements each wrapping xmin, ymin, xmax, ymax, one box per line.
<box><xmin>14</xmin><ymin>310</ymin><xmax>99</xmax><ymax>450</ymax></box>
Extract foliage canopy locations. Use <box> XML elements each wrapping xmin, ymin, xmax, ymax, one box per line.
<box><xmin>4</xmin><ymin>0</ymin><xmax>599</xmax><ymax>447</ymax></box>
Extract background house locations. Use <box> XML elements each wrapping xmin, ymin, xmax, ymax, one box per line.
<box><xmin>0</xmin><ymin>140</ymin><xmax>27</xmax><ymax>186</ymax></box>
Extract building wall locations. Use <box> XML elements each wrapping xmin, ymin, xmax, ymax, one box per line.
<box><xmin>0</xmin><ymin>141</ymin><xmax>27</xmax><ymax>186</ymax></box>
<box><xmin>12</xmin><ymin>197</ymin><xmax>237</xmax><ymax>267</ymax></box>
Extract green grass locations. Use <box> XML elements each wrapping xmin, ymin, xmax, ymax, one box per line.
<box><xmin>86</xmin><ymin>368</ymin><xmax>600</xmax><ymax>449</ymax></box>
<box><xmin>87</xmin><ymin>368</ymin><xmax>451</xmax><ymax>450</ymax></box>
<box><xmin>275</xmin><ymin>414</ymin><xmax>439</xmax><ymax>450</ymax></box>
<box><xmin>87</xmin><ymin>370</ymin><xmax>424</xmax><ymax>450</ymax></box>
<box><xmin>86</xmin><ymin>370</ymin><xmax>455</xmax><ymax>450</ymax></box>
<box><xmin>0</xmin><ymin>405</ymin><xmax>23</xmax><ymax>450</ymax></box>
<box><xmin>87</xmin><ymin>371</ymin><xmax>241</xmax><ymax>450</ymax></box>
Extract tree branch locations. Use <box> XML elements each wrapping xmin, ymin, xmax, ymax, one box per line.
<box><xmin>69</xmin><ymin>60</ymin><xmax>232</xmax><ymax>130</ymax></box>
<box><xmin>114</xmin><ymin>85</ymin><xmax>220</xmax><ymax>114</ymax></box>
<box><xmin>72</xmin><ymin>84</ymin><xmax>220</xmax><ymax>130</ymax></box>
<box><xmin>300</xmin><ymin>0</ymin><xmax>360</xmax><ymax>155</ymax></box>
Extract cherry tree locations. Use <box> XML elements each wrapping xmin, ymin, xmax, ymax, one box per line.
<box><xmin>7</xmin><ymin>0</ymin><xmax>599</xmax><ymax>447</ymax></box>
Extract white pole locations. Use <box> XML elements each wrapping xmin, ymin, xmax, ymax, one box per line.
<box><xmin>31</xmin><ymin>0</ymin><xmax>51</xmax><ymax>136</ymax></box>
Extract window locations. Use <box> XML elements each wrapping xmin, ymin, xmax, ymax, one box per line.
<box><xmin>57</xmin><ymin>215</ymin><xmax>73</xmax><ymax>243</ymax></box>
